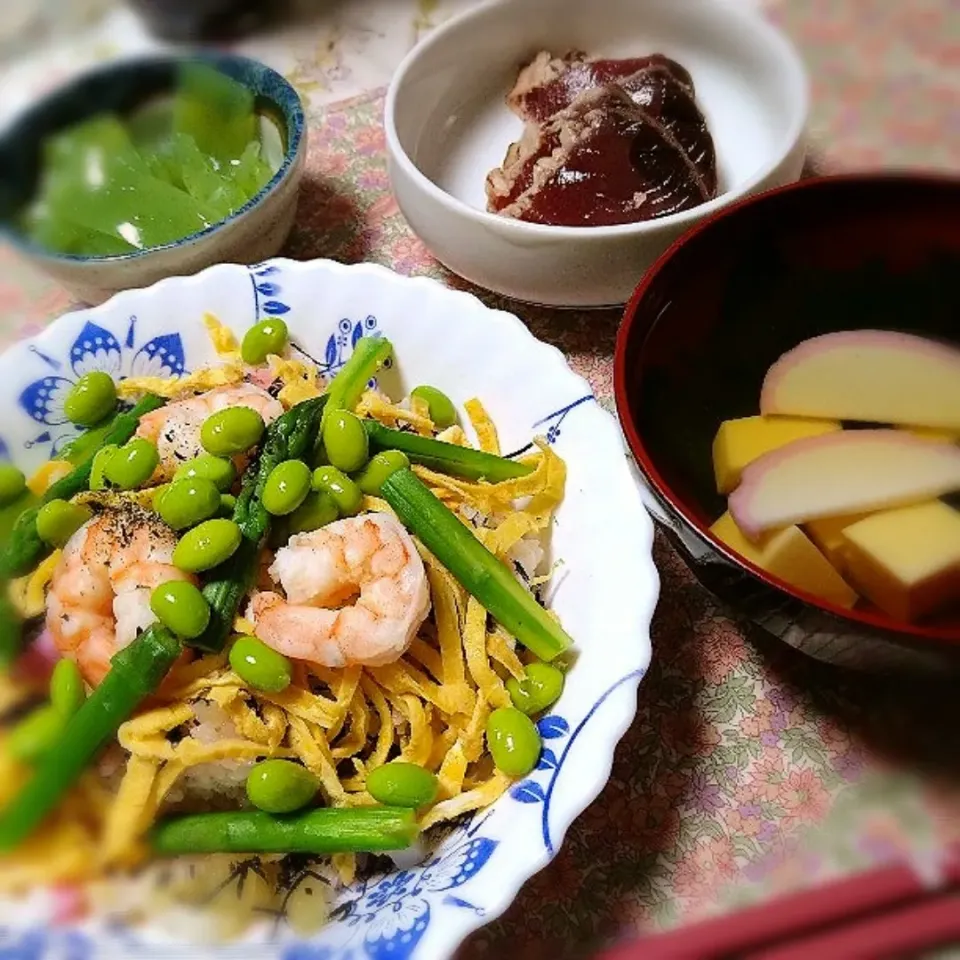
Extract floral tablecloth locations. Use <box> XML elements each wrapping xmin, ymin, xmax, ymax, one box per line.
<box><xmin>2</xmin><ymin>2</ymin><xmax>960</xmax><ymax>958</ymax></box>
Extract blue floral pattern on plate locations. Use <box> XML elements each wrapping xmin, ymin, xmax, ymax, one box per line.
<box><xmin>250</xmin><ymin>264</ymin><xmax>293</xmax><ymax>319</ymax></box>
<box><xmin>17</xmin><ymin>316</ymin><xmax>185</xmax><ymax>456</ymax></box>
<box><xmin>288</xmin><ymin>822</ymin><xmax>499</xmax><ymax>960</ymax></box>
<box><xmin>0</xmin><ymin>928</ymin><xmax>92</xmax><ymax>960</ymax></box>
<box><xmin>508</xmin><ymin>670</ymin><xmax>647</xmax><ymax>854</ymax></box>
<box><xmin>249</xmin><ymin>264</ymin><xmax>386</xmax><ymax>391</ymax></box>
<box><xmin>531</xmin><ymin>395</ymin><xmax>596</xmax><ymax>445</ymax></box>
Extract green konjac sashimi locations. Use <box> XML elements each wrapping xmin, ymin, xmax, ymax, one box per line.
<box><xmin>22</xmin><ymin>64</ymin><xmax>277</xmax><ymax>257</ymax></box>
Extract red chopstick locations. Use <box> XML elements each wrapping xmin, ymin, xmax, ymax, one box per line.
<box><xmin>745</xmin><ymin>892</ymin><xmax>960</xmax><ymax>960</ymax></box>
<box><xmin>596</xmin><ymin>844</ymin><xmax>960</xmax><ymax>960</ymax></box>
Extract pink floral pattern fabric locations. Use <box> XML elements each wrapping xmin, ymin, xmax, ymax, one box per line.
<box><xmin>0</xmin><ymin>3</ymin><xmax>959</xmax><ymax>956</ymax></box>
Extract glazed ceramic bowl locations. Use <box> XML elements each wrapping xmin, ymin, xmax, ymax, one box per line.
<box><xmin>615</xmin><ymin>173</ymin><xmax>960</xmax><ymax>674</ymax></box>
<box><xmin>385</xmin><ymin>0</ymin><xmax>808</xmax><ymax>308</ymax></box>
<box><xmin>0</xmin><ymin>258</ymin><xmax>657</xmax><ymax>959</ymax></box>
<box><xmin>0</xmin><ymin>54</ymin><xmax>305</xmax><ymax>306</ymax></box>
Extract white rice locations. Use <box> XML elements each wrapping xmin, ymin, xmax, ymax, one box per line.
<box><xmin>508</xmin><ymin>535</ymin><xmax>545</xmax><ymax>583</ymax></box>
<box><xmin>163</xmin><ymin>700</ymin><xmax>253</xmax><ymax>808</ymax></box>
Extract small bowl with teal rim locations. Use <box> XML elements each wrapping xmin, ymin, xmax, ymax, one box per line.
<box><xmin>0</xmin><ymin>53</ymin><xmax>305</xmax><ymax>305</ymax></box>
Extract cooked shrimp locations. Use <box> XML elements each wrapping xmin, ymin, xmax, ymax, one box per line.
<box><xmin>247</xmin><ymin>513</ymin><xmax>431</xmax><ymax>668</ymax></box>
<box><xmin>47</xmin><ymin>504</ymin><xmax>196</xmax><ymax>685</ymax></box>
<box><xmin>136</xmin><ymin>383</ymin><xmax>283</xmax><ymax>482</ymax></box>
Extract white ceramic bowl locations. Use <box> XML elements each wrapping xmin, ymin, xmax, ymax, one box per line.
<box><xmin>385</xmin><ymin>0</ymin><xmax>809</xmax><ymax>308</ymax></box>
<box><xmin>0</xmin><ymin>258</ymin><xmax>658</xmax><ymax>959</ymax></box>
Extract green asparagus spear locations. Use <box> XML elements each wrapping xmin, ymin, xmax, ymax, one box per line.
<box><xmin>381</xmin><ymin>468</ymin><xmax>572</xmax><ymax>662</ymax></box>
<box><xmin>58</xmin><ymin>418</ymin><xmax>121</xmax><ymax>466</ymax></box>
<box><xmin>0</xmin><ymin>508</ymin><xmax>45</xmax><ymax>580</ymax></box>
<box><xmin>0</xmin><ymin>394</ymin><xmax>165</xmax><ymax>578</ymax></box>
<box><xmin>46</xmin><ymin>394</ymin><xmax>166</xmax><ymax>502</ymax></box>
<box><xmin>234</xmin><ymin>395</ymin><xmax>327</xmax><ymax>543</ymax></box>
<box><xmin>0</xmin><ymin>489</ymin><xmax>38</xmax><ymax>546</ymax></box>
<box><xmin>365</xmin><ymin>421</ymin><xmax>534</xmax><ymax>482</ymax></box>
<box><xmin>193</xmin><ymin>537</ymin><xmax>259</xmax><ymax>654</ymax></box>
<box><xmin>0</xmin><ymin>595</ymin><xmax>23</xmax><ymax>669</ymax></box>
<box><xmin>195</xmin><ymin>395</ymin><xmax>329</xmax><ymax>652</ymax></box>
<box><xmin>151</xmin><ymin>806</ymin><xmax>419</xmax><ymax>856</ymax></box>
<box><xmin>319</xmin><ymin>336</ymin><xmax>392</xmax><ymax>433</ymax></box>
<box><xmin>0</xmin><ymin>622</ymin><xmax>182</xmax><ymax>850</ymax></box>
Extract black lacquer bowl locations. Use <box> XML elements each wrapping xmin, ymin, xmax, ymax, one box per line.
<box><xmin>615</xmin><ymin>174</ymin><xmax>960</xmax><ymax>673</ymax></box>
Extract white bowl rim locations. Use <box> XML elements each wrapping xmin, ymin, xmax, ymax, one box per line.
<box><xmin>384</xmin><ymin>0</ymin><xmax>810</xmax><ymax>240</ymax></box>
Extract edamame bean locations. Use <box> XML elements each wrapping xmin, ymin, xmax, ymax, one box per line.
<box><xmin>287</xmin><ymin>491</ymin><xmax>338</xmax><ymax>534</ymax></box>
<box><xmin>322</xmin><ymin>410</ymin><xmax>369</xmax><ymax>473</ymax></box>
<box><xmin>103</xmin><ymin>438</ymin><xmax>159</xmax><ymax>490</ymax></box>
<box><xmin>173</xmin><ymin>518</ymin><xmax>241</xmax><ymax>573</ymax></box>
<box><xmin>311</xmin><ymin>438</ymin><xmax>329</xmax><ymax>469</ymax></box>
<box><xmin>150</xmin><ymin>580</ymin><xmax>211</xmax><ymax>639</ymax></box>
<box><xmin>220</xmin><ymin>493</ymin><xmax>237</xmax><ymax>515</ymax></box>
<box><xmin>157</xmin><ymin>477</ymin><xmax>221</xmax><ymax>530</ymax></box>
<box><xmin>241</xmin><ymin>319</ymin><xmax>289</xmax><ymax>365</ymax></box>
<box><xmin>50</xmin><ymin>658</ymin><xmax>85</xmax><ymax>717</ymax></box>
<box><xmin>229</xmin><ymin>634</ymin><xmax>292</xmax><ymax>692</ymax></box>
<box><xmin>151</xmin><ymin>484</ymin><xmax>171</xmax><ymax>512</ymax></box>
<box><xmin>506</xmin><ymin>662</ymin><xmax>565</xmax><ymax>716</ymax></box>
<box><xmin>355</xmin><ymin>451</ymin><xmax>410</xmax><ymax>496</ymax></box>
<box><xmin>8</xmin><ymin>705</ymin><xmax>64</xmax><ymax>763</ymax></box>
<box><xmin>411</xmin><ymin>385</ymin><xmax>457</xmax><ymax>429</ymax></box>
<box><xmin>89</xmin><ymin>444</ymin><xmax>119</xmax><ymax>490</ymax></box>
<box><xmin>173</xmin><ymin>454</ymin><xmax>237</xmax><ymax>492</ymax></box>
<box><xmin>89</xmin><ymin>443</ymin><xmax>120</xmax><ymax>490</ymax></box>
<box><xmin>262</xmin><ymin>460</ymin><xmax>311</xmax><ymax>516</ymax></box>
<box><xmin>200</xmin><ymin>408</ymin><xmax>265</xmax><ymax>457</ymax></box>
<box><xmin>36</xmin><ymin>499</ymin><xmax>92</xmax><ymax>547</ymax></box>
<box><xmin>246</xmin><ymin>759</ymin><xmax>317</xmax><ymax>814</ymax></box>
<box><xmin>486</xmin><ymin>707</ymin><xmax>542</xmax><ymax>778</ymax></box>
<box><xmin>366</xmin><ymin>762</ymin><xmax>438</xmax><ymax>808</ymax></box>
<box><xmin>311</xmin><ymin>465</ymin><xmax>362</xmax><ymax>516</ymax></box>
<box><xmin>0</xmin><ymin>465</ymin><xmax>26</xmax><ymax>507</ymax></box>
<box><xmin>63</xmin><ymin>371</ymin><xmax>117</xmax><ymax>427</ymax></box>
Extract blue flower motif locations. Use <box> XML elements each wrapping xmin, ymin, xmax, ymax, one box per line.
<box><xmin>537</xmin><ymin>715</ymin><xmax>570</xmax><ymax>740</ymax></box>
<box><xmin>68</xmin><ymin>322</ymin><xmax>121</xmax><ymax>377</ymax></box>
<box><xmin>538</xmin><ymin>747</ymin><xmax>558</xmax><ymax>770</ymax></box>
<box><xmin>531</xmin><ymin>394</ymin><xmax>596</xmax><ymax>445</ymax></box>
<box><xmin>19</xmin><ymin>376</ymin><xmax>73</xmax><ymax>428</ymax></box>
<box><xmin>0</xmin><ymin>927</ymin><xmax>91</xmax><ymax>960</ymax></box>
<box><xmin>17</xmin><ymin>317</ymin><xmax>186</xmax><ymax>456</ymax></box>
<box><xmin>249</xmin><ymin>264</ymin><xmax>292</xmax><ymax>320</ymax></box>
<box><xmin>504</xmin><ymin>673</ymin><xmax>646</xmax><ymax>854</ymax></box>
<box><xmin>510</xmin><ymin>780</ymin><xmax>547</xmax><ymax>804</ymax></box>
<box><xmin>283</xmin><ymin>946</ymin><xmax>343</xmax><ymax>960</ymax></box>
<box><xmin>417</xmin><ymin>837</ymin><xmax>497</xmax><ymax>892</ymax></box>
<box><xmin>319</xmin><ymin>829</ymin><xmax>499</xmax><ymax>959</ymax></box>
<box><xmin>365</xmin><ymin>871</ymin><xmax>414</xmax><ymax>910</ymax></box>
<box><xmin>320</xmin><ymin>317</ymin><xmax>382</xmax><ymax>381</ymax></box>
<box><xmin>363</xmin><ymin>899</ymin><xmax>430</xmax><ymax>959</ymax></box>
<box><xmin>250</xmin><ymin>263</ymin><xmax>384</xmax><ymax>394</ymax></box>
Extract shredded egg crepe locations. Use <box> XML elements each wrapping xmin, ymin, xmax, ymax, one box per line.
<box><xmin>0</xmin><ymin>316</ymin><xmax>568</xmax><ymax>928</ymax></box>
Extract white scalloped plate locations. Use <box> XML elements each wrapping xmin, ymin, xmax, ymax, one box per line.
<box><xmin>0</xmin><ymin>259</ymin><xmax>657</xmax><ymax>960</ymax></box>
